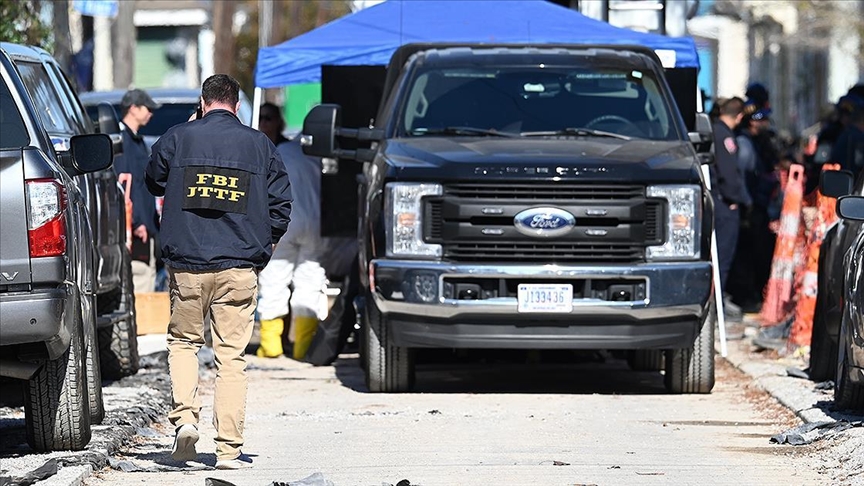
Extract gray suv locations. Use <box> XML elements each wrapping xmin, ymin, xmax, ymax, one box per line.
<box><xmin>0</xmin><ymin>48</ymin><xmax>113</xmax><ymax>450</ymax></box>
<box><xmin>2</xmin><ymin>43</ymin><xmax>139</xmax><ymax>381</ymax></box>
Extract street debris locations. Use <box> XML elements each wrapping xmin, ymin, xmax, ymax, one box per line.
<box><xmin>785</xmin><ymin>367</ymin><xmax>809</xmax><ymax>380</ymax></box>
<box><xmin>0</xmin><ymin>458</ymin><xmax>57</xmax><ymax>486</ymax></box>
<box><xmin>770</xmin><ymin>420</ymin><xmax>864</xmax><ymax>445</ymax></box>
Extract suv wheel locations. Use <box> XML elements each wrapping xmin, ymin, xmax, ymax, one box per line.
<box><xmin>834</xmin><ymin>312</ymin><xmax>864</xmax><ymax>411</ymax></box>
<box><xmin>808</xmin><ymin>291</ymin><xmax>836</xmax><ymax>382</ymax></box>
<box><xmin>24</xmin><ymin>301</ymin><xmax>91</xmax><ymax>451</ymax></box>
<box><xmin>627</xmin><ymin>350</ymin><xmax>664</xmax><ymax>371</ymax></box>
<box><xmin>665</xmin><ymin>299</ymin><xmax>716</xmax><ymax>394</ymax></box>
<box><xmin>363</xmin><ymin>295</ymin><xmax>414</xmax><ymax>392</ymax></box>
<box><xmin>98</xmin><ymin>251</ymin><xmax>139</xmax><ymax>379</ymax></box>
<box><xmin>83</xmin><ymin>290</ymin><xmax>105</xmax><ymax>424</ymax></box>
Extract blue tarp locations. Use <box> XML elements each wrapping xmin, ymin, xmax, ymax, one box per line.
<box><xmin>254</xmin><ymin>0</ymin><xmax>700</xmax><ymax>89</ymax></box>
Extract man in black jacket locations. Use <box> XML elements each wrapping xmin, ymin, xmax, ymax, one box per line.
<box><xmin>116</xmin><ymin>89</ymin><xmax>161</xmax><ymax>292</ymax></box>
<box><xmin>145</xmin><ymin>74</ymin><xmax>292</xmax><ymax>470</ymax></box>
<box><xmin>710</xmin><ymin>97</ymin><xmax>746</xmax><ymax>292</ymax></box>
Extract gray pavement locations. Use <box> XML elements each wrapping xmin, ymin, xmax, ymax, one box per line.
<box><xmin>3</xmin><ymin>322</ymin><xmax>862</xmax><ymax>486</ymax></box>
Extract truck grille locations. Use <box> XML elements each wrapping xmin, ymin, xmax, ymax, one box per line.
<box><xmin>425</xmin><ymin>183</ymin><xmax>664</xmax><ymax>264</ymax></box>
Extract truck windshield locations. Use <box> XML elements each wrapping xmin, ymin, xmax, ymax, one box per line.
<box><xmin>400</xmin><ymin>65</ymin><xmax>680</xmax><ymax>141</ymax></box>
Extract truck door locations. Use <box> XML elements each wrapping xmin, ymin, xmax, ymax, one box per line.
<box><xmin>320</xmin><ymin>65</ymin><xmax>386</xmax><ymax>237</ymax></box>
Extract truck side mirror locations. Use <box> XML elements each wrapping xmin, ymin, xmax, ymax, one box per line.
<box><xmin>301</xmin><ymin>104</ymin><xmax>341</xmax><ymax>158</ymax></box>
<box><xmin>837</xmin><ymin>195</ymin><xmax>864</xmax><ymax>221</ymax></box>
<box><xmin>96</xmin><ymin>102</ymin><xmax>123</xmax><ymax>156</ymax></box>
<box><xmin>69</xmin><ymin>133</ymin><xmax>113</xmax><ymax>175</ymax></box>
<box><xmin>689</xmin><ymin>112</ymin><xmax>713</xmax><ymax>157</ymax></box>
<box><xmin>820</xmin><ymin>170</ymin><xmax>854</xmax><ymax>198</ymax></box>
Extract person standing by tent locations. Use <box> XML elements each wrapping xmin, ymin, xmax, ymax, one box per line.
<box><xmin>145</xmin><ymin>74</ymin><xmax>292</xmax><ymax>469</ymax></box>
<box><xmin>255</xmin><ymin>104</ymin><xmax>328</xmax><ymax>360</ymax></box>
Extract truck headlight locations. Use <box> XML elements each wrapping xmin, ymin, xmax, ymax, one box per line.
<box><xmin>646</xmin><ymin>184</ymin><xmax>701</xmax><ymax>260</ymax></box>
<box><xmin>385</xmin><ymin>182</ymin><xmax>443</xmax><ymax>258</ymax></box>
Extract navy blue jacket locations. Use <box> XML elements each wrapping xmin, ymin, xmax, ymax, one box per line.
<box><xmin>709</xmin><ymin>120</ymin><xmax>745</xmax><ymax>206</ymax></box>
<box><xmin>114</xmin><ymin>127</ymin><xmax>159</xmax><ymax>237</ymax></box>
<box><xmin>145</xmin><ymin>109</ymin><xmax>292</xmax><ymax>271</ymax></box>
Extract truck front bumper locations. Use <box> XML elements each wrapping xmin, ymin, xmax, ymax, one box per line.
<box><xmin>370</xmin><ymin>260</ymin><xmax>713</xmax><ymax>350</ymax></box>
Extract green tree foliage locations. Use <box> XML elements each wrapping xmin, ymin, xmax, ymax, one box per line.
<box><xmin>234</xmin><ymin>0</ymin><xmax>351</xmax><ymax>97</ymax></box>
<box><xmin>0</xmin><ymin>0</ymin><xmax>52</xmax><ymax>49</ymax></box>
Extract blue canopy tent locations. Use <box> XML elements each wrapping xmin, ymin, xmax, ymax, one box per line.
<box><xmin>254</xmin><ymin>0</ymin><xmax>699</xmax><ymax>91</ymax></box>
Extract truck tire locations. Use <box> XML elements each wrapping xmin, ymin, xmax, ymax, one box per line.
<box><xmin>807</xmin><ymin>292</ymin><xmax>836</xmax><ymax>382</ymax></box>
<box><xmin>98</xmin><ymin>252</ymin><xmax>139</xmax><ymax>379</ymax></box>
<box><xmin>83</xmin><ymin>292</ymin><xmax>105</xmax><ymax>424</ymax></box>
<box><xmin>363</xmin><ymin>296</ymin><xmax>415</xmax><ymax>392</ymax></box>
<box><xmin>834</xmin><ymin>313</ymin><xmax>864</xmax><ymax>411</ymax></box>
<box><xmin>627</xmin><ymin>350</ymin><xmax>664</xmax><ymax>371</ymax></box>
<box><xmin>665</xmin><ymin>300</ymin><xmax>715</xmax><ymax>394</ymax></box>
<box><xmin>24</xmin><ymin>304</ymin><xmax>91</xmax><ymax>451</ymax></box>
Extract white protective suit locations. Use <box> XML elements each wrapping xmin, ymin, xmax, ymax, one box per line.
<box><xmin>257</xmin><ymin>139</ymin><xmax>327</xmax><ymax>322</ymax></box>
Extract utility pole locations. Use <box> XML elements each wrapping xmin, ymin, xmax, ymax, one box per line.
<box><xmin>92</xmin><ymin>15</ymin><xmax>113</xmax><ymax>90</ymax></box>
<box><xmin>212</xmin><ymin>0</ymin><xmax>237</xmax><ymax>76</ymax></box>
<box><xmin>111</xmin><ymin>0</ymin><xmax>136</xmax><ymax>89</ymax></box>
<box><xmin>52</xmin><ymin>1</ymin><xmax>71</xmax><ymax>72</ymax></box>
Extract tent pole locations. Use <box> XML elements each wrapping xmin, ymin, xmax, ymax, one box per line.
<box><xmin>252</xmin><ymin>87</ymin><xmax>263</xmax><ymax>130</ymax></box>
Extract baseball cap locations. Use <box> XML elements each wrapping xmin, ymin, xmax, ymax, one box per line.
<box><xmin>121</xmin><ymin>89</ymin><xmax>161</xmax><ymax>112</ymax></box>
<box><xmin>837</xmin><ymin>93</ymin><xmax>864</xmax><ymax>115</ymax></box>
<box><xmin>744</xmin><ymin>101</ymin><xmax>771</xmax><ymax>121</ymax></box>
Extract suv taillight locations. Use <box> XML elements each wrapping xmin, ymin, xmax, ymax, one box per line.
<box><xmin>26</xmin><ymin>179</ymin><xmax>67</xmax><ymax>257</ymax></box>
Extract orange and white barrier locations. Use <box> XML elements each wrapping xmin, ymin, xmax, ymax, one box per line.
<box><xmin>789</xmin><ymin>163</ymin><xmax>841</xmax><ymax>347</ymax></box>
<box><xmin>118</xmin><ymin>173</ymin><xmax>133</xmax><ymax>251</ymax></box>
<box><xmin>760</xmin><ymin>164</ymin><xmax>805</xmax><ymax>325</ymax></box>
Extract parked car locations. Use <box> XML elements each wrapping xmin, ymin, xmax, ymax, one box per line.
<box><xmin>78</xmin><ymin>87</ymin><xmax>254</xmax><ymax>150</ymax></box>
<box><xmin>834</xmin><ymin>194</ymin><xmax>864</xmax><ymax>411</ymax></box>
<box><xmin>2</xmin><ymin>42</ymin><xmax>140</xmax><ymax>381</ymax></box>
<box><xmin>809</xmin><ymin>170</ymin><xmax>859</xmax><ymax>382</ymax></box>
<box><xmin>0</xmin><ymin>47</ymin><xmax>113</xmax><ymax>450</ymax></box>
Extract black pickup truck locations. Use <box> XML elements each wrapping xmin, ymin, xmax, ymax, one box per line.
<box><xmin>302</xmin><ymin>44</ymin><xmax>715</xmax><ymax>393</ymax></box>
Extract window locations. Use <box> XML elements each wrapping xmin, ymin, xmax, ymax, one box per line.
<box><xmin>16</xmin><ymin>61</ymin><xmax>76</xmax><ymax>135</ymax></box>
<box><xmin>400</xmin><ymin>63</ymin><xmax>680</xmax><ymax>141</ymax></box>
<box><xmin>0</xmin><ymin>79</ymin><xmax>29</xmax><ymax>149</ymax></box>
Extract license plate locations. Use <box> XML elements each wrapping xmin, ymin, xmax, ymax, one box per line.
<box><xmin>517</xmin><ymin>284</ymin><xmax>573</xmax><ymax>313</ymax></box>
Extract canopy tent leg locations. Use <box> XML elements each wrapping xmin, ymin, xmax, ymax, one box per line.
<box><xmin>252</xmin><ymin>87</ymin><xmax>263</xmax><ymax>130</ymax></box>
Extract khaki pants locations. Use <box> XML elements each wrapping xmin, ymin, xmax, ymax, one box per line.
<box><xmin>166</xmin><ymin>266</ymin><xmax>257</xmax><ymax>461</ymax></box>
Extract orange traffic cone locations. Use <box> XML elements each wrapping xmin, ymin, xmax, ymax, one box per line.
<box><xmin>760</xmin><ymin>164</ymin><xmax>805</xmax><ymax>325</ymax></box>
<box><xmin>788</xmin><ymin>164</ymin><xmax>841</xmax><ymax>347</ymax></box>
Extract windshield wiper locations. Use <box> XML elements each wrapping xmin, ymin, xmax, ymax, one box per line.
<box><xmin>410</xmin><ymin>126</ymin><xmax>517</xmax><ymax>138</ymax></box>
<box><xmin>520</xmin><ymin>127</ymin><xmax>631</xmax><ymax>140</ymax></box>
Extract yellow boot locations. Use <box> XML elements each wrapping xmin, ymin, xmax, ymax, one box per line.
<box><xmin>256</xmin><ymin>318</ymin><xmax>284</xmax><ymax>358</ymax></box>
<box><xmin>292</xmin><ymin>316</ymin><xmax>318</xmax><ymax>360</ymax></box>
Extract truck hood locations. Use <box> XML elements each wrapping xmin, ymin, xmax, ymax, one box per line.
<box><xmin>381</xmin><ymin>137</ymin><xmax>703</xmax><ymax>183</ymax></box>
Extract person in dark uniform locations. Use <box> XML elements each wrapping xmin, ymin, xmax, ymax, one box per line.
<box><xmin>115</xmin><ymin>89</ymin><xmax>161</xmax><ymax>292</ymax></box>
<box><xmin>145</xmin><ymin>74</ymin><xmax>292</xmax><ymax>470</ymax></box>
<box><xmin>710</xmin><ymin>97</ymin><xmax>746</xmax><ymax>291</ymax></box>
<box><xmin>831</xmin><ymin>93</ymin><xmax>864</xmax><ymax>177</ymax></box>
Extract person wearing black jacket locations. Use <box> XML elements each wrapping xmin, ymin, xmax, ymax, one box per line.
<box><xmin>710</xmin><ymin>97</ymin><xmax>746</xmax><ymax>291</ymax></box>
<box><xmin>116</xmin><ymin>89</ymin><xmax>161</xmax><ymax>292</ymax></box>
<box><xmin>145</xmin><ymin>74</ymin><xmax>292</xmax><ymax>470</ymax></box>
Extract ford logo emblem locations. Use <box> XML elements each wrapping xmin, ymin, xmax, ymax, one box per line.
<box><xmin>513</xmin><ymin>207</ymin><xmax>576</xmax><ymax>238</ymax></box>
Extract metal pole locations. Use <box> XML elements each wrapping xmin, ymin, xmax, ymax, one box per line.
<box><xmin>700</xmin><ymin>164</ymin><xmax>728</xmax><ymax>357</ymax></box>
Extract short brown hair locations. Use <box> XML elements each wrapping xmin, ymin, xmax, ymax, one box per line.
<box><xmin>201</xmin><ymin>74</ymin><xmax>240</xmax><ymax>107</ymax></box>
<box><xmin>719</xmin><ymin>97</ymin><xmax>745</xmax><ymax>117</ymax></box>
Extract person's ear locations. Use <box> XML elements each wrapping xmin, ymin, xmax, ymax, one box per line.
<box><xmin>235</xmin><ymin>101</ymin><xmax>241</xmax><ymax>114</ymax></box>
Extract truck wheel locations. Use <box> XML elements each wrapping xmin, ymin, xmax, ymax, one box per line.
<box><xmin>363</xmin><ymin>297</ymin><xmax>415</xmax><ymax>392</ymax></box>
<box><xmin>808</xmin><ymin>293</ymin><xmax>836</xmax><ymax>382</ymax></box>
<box><xmin>834</xmin><ymin>313</ymin><xmax>864</xmax><ymax>411</ymax></box>
<box><xmin>665</xmin><ymin>300</ymin><xmax>715</xmax><ymax>394</ymax></box>
<box><xmin>24</xmin><ymin>303</ymin><xmax>91</xmax><ymax>451</ymax></box>
<box><xmin>98</xmin><ymin>252</ymin><xmax>139</xmax><ymax>379</ymax></box>
<box><xmin>627</xmin><ymin>350</ymin><xmax>664</xmax><ymax>371</ymax></box>
<box><xmin>83</xmin><ymin>292</ymin><xmax>105</xmax><ymax>424</ymax></box>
